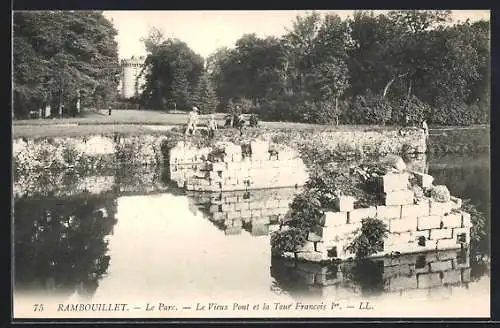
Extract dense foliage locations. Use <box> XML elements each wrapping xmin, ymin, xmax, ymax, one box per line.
<box><xmin>13</xmin><ymin>11</ymin><xmax>121</xmax><ymax>118</ymax></box>
<box><xmin>345</xmin><ymin>218</ymin><xmax>390</xmax><ymax>259</ymax></box>
<box><xmin>206</xmin><ymin>10</ymin><xmax>489</xmax><ymax>126</ymax></box>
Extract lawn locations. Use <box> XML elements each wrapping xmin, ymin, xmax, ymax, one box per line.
<box><xmin>12</xmin><ymin>109</ymin><xmax>490</xmax><ymax>141</ymax></box>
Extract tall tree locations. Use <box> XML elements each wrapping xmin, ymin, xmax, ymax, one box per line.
<box><xmin>13</xmin><ymin>11</ymin><xmax>120</xmax><ymax>118</ymax></box>
<box><xmin>140</xmin><ymin>38</ymin><xmax>204</xmax><ymax>110</ymax></box>
<box><xmin>192</xmin><ymin>73</ymin><xmax>218</xmax><ymax>114</ymax></box>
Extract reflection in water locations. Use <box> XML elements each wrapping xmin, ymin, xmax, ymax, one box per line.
<box><xmin>187</xmin><ymin>188</ymin><xmax>301</xmax><ymax>236</ymax></box>
<box><xmin>14</xmin><ymin>196</ymin><xmax>118</xmax><ymax>299</ymax></box>
<box><xmin>12</xmin><ymin>152</ymin><xmax>490</xmax><ymax>314</ymax></box>
<box><xmin>428</xmin><ymin>153</ymin><xmax>490</xmax><ymax>254</ymax></box>
<box><xmin>270</xmin><ymin>248</ymin><xmax>488</xmax><ymax>300</ymax></box>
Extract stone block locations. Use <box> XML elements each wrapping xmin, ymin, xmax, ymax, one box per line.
<box><xmin>240</xmin><ymin>210</ymin><xmax>252</xmax><ymax>218</ymax></box>
<box><xmin>417</xmin><ymin>272</ymin><xmax>442</xmax><ymax>289</ymax></box>
<box><xmin>442</xmin><ymin>269</ymin><xmax>462</xmax><ymax>285</ymax></box>
<box><xmin>334</xmin><ymin>196</ymin><xmax>355</xmax><ymax>212</ymax></box>
<box><xmin>428</xmin><ymin>228</ymin><xmax>453</xmax><ymax>240</ymax></box>
<box><xmin>413</xmin><ymin>172</ymin><xmax>434</xmax><ymax>189</ymax></box>
<box><xmin>250</xmin><ymin>141</ymin><xmax>269</xmax><ymax>156</ymax></box>
<box><xmin>227</xmin><ymin>210</ymin><xmax>242</xmax><ymax>220</ymax></box>
<box><xmin>221</xmin><ymin>203</ymin><xmax>234</xmax><ymax>212</ymax></box>
<box><xmin>293</xmin><ymin>262</ymin><xmax>324</xmax><ymax>277</ymax></box>
<box><xmin>401</xmin><ymin>203</ymin><xmax>430</xmax><ymax>218</ymax></box>
<box><xmin>296</xmin><ymin>251</ymin><xmax>324</xmax><ymax>262</ymax></box>
<box><xmin>209</xmin><ymin>204</ymin><xmax>220</xmax><ymax>213</ymax></box>
<box><xmin>307</xmin><ymin>232</ymin><xmax>322</xmax><ymax>242</ymax></box>
<box><xmin>348</xmin><ymin>206</ymin><xmax>376</xmax><ymax>223</ymax></box>
<box><xmin>429</xmin><ymin>259</ymin><xmax>453</xmax><ymax>272</ymax></box>
<box><xmin>376</xmin><ymin>205</ymin><xmax>402</xmax><ymax>219</ymax></box>
<box><xmin>429</xmin><ymin>200</ymin><xmax>453</xmax><ymax>216</ymax></box>
<box><xmin>234</xmin><ymin>202</ymin><xmax>250</xmax><ymax>211</ymax></box>
<box><xmin>250</xmin><ymin>209</ymin><xmax>263</xmax><ymax>218</ymax></box>
<box><xmin>417</xmin><ymin>215</ymin><xmax>442</xmax><ymax>230</ymax></box>
<box><xmin>212</xmin><ymin>212</ymin><xmax>226</xmax><ymax>221</ymax></box>
<box><xmin>317</xmin><ymin>211</ymin><xmax>348</xmax><ymax>227</ymax></box>
<box><xmin>441</xmin><ymin>213</ymin><xmax>462</xmax><ymax>229</ymax></box>
<box><xmin>436</xmin><ymin>250</ymin><xmax>459</xmax><ymax>261</ymax></box>
<box><xmin>410</xmin><ymin>230</ymin><xmax>430</xmax><ymax>242</ymax></box>
<box><xmin>436</xmin><ymin>238</ymin><xmax>460</xmax><ymax>250</ymax></box>
<box><xmin>461</xmin><ymin>212</ymin><xmax>472</xmax><ymax>228</ymax></box>
<box><xmin>314</xmin><ymin>272</ymin><xmax>342</xmax><ymax>286</ymax></box>
<box><xmin>384</xmin><ymin>190</ymin><xmax>414</xmax><ymax>206</ymax></box>
<box><xmin>380</xmin><ymin>173</ymin><xmax>410</xmax><ymax>192</ymax></box>
<box><xmin>225</xmin><ymin>195</ymin><xmax>238</xmax><ymax>203</ymax></box>
<box><xmin>252</xmin><ymin>216</ymin><xmax>270</xmax><ymax>225</ymax></box>
<box><xmin>390</xmin><ymin>217</ymin><xmax>418</xmax><ymax>233</ymax></box>
<box><xmin>225</xmin><ymin>226</ymin><xmax>242</xmax><ymax>235</ymax></box>
<box><xmin>250</xmin><ymin>224</ymin><xmax>269</xmax><ymax>236</ymax></box>
<box><xmin>313</xmin><ymin>225</ymin><xmax>341</xmax><ymax>241</ymax></box>
<box><xmin>452</xmin><ymin>227</ymin><xmax>471</xmax><ymax>245</ymax></box>
<box><xmin>389</xmin><ymin>275</ymin><xmax>418</xmax><ymax>291</ymax></box>
<box><xmin>278</xmin><ymin>199</ymin><xmax>291</xmax><ymax>208</ymax></box>
<box><xmin>337</xmin><ymin>222</ymin><xmax>362</xmax><ymax>237</ymax></box>
<box><xmin>265</xmin><ymin>199</ymin><xmax>279</xmax><ymax>209</ymax></box>
<box><xmin>452</xmin><ymin>252</ymin><xmax>470</xmax><ymax>269</ymax></box>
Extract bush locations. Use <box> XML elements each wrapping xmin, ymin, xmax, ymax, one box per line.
<box><xmin>345</xmin><ymin>217</ymin><xmax>389</xmax><ymax>259</ymax></box>
<box><xmin>351</xmin><ymin>91</ymin><xmax>392</xmax><ymax>125</ymax></box>
<box><xmin>391</xmin><ymin>95</ymin><xmax>430</xmax><ymax>125</ymax></box>
<box><xmin>270</xmin><ymin>228</ymin><xmax>308</xmax><ymax>255</ymax></box>
<box><xmin>431</xmin><ymin>99</ymin><xmax>476</xmax><ymax>126</ymax></box>
<box><xmin>461</xmin><ymin>199</ymin><xmax>488</xmax><ymax>251</ymax></box>
<box><xmin>430</xmin><ymin>185</ymin><xmax>451</xmax><ymax>202</ymax></box>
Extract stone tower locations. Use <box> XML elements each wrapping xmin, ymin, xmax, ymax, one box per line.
<box><xmin>120</xmin><ymin>56</ymin><xmax>146</xmax><ymax>99</ymax></box>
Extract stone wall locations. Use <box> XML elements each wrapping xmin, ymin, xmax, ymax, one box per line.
<box><xmin>187</xmin><ymin>188</ymin><xmax>300</xmax><ymax>236</ymax></box>
<box><xmin>13</xmin><ymin>135</ymin><xmax>170</xmax><ymax>173</ymax></box>
<box><xmin>271</xmin><ymin>249</ymin><xmax>471</xmax><ymax>299</ymax></box>
<box><xmin>279</xmin><ymin>169</ymin><xmax>472</xmax><ymax>262</ymax></box>
<box><xmin>169</xmin><ymin>141</ymin><xmax>309</xmax><ymax>191</ymax></box>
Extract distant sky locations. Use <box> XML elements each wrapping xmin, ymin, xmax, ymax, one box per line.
<box><xmin>102</xmin><ymin>10</ymin><xmax>490</xmax><ymax>60</ymax></box>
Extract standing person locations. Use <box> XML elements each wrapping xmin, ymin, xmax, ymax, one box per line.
<box><xmin>236</xmin><ymin>112</ymin><xmax>245</xmax><ymax>136</ymax></box>
<box><xmin>207</xmin><ymin>114</ymin><xmax>217</xmax><ymax>139</ymax></box>
<box><xmin>185</xmin><ymin>107</ymin><xmax>199</xmax><ymax>136</ymax></box>
<box><xmin>422</xmin><ymin>119</ymin><xmax>429</xmax><ymax>138</ymax></box>
<box><xmin>108</xmin><ymin>105</ymin><xmax>112</xmax><ymax>116</ymax></box>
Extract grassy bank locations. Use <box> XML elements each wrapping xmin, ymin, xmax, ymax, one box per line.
<box><xmin>12</xmin><ymin>126</ymin><xmax>426</xmax><ymax>173</ymax></box>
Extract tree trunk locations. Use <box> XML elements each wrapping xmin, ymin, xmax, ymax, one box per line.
<box><xmin>382</xmin><ymin>77</ymin><xmax>396</xmax><ymax>99</ymax></box>
<box><xmin>335</xmin><ymin>96</ymin><xmax>339</xmax><ymax>126</ymax></box>
<box><xmin>407</xmin><ymin>79</ymin><xmax>412</xmax><ymax>98</ymax></box>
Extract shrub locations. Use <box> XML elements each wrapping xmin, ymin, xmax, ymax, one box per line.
<box><xmin>345</xmin><ymin>218</ymin><xmax>389</xmax><ymax>259</ymax></box>
<box><xmin>461</xmin><ymin>199</ymin><xmax>488</xmax><ymax>251</ymax></box>
<box><xmin>391</xmin><ymin>95</ymin><xmax>429</xmax><ymax>125</ymax></box>
<box><xmin>270</xmin><ymin>228</ymin><xmax>308</xmax><ymax>255</ymax></box>
<box><xmin>351</xmin><ymin>91</ymin><xmax>392</xmax><ymax>125</ymax></box>
<box><xmin>430</xmin><ymin>185</ymin><xmax>451</xmax><ymax>202</ymax></box>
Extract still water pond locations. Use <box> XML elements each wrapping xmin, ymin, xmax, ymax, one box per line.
<box><xmin>13</xmin><ymin>153</ymin><xmax>490</xmax><ymax>318</ymax></box>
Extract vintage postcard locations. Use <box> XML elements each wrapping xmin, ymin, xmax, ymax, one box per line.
<box><xmin>12</xmin><ymin>9</ymin><xmax>491</xmax><ymax>320</ymax></box>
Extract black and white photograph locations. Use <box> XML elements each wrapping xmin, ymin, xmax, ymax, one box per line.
<box><xmin>11</xmin><ymin>9</ymin><xmax>491</xmax><ymax>319</ymax></box>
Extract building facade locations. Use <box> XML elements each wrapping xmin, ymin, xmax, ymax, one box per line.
<box><xmin>120</xmin><ymin>56</ymin><xmax>146</xmax><ymax>99</ymax></box>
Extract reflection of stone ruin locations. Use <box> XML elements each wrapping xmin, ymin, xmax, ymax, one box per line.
<box><xmin>271</xmin><ymin>249</ymin><xmax>472</xmax><ymax>300</ymax></box>
<box><xmin>279</xmin><ymin>165</ymin><xmax>472</xmax><ymax>262</ymax></box>
<box><xmin>187</xmin><ymin>187</ymin><xmax>301</xmax><ymax>236</ymax></box>
<box><xmin>169</xmin><ymin>141</ymin><xmax>309</xmax><ymax>191</ymax></box>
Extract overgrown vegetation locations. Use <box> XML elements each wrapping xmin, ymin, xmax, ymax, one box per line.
<box><xmin>345</xmin><ymin>218</ymin><xmax>390</xmax><ymax>259</ymax></box>
<box><xmin>270</xmin><ymin>158</ymin><xmax>396</xmax><ymax>256</ymax></box>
